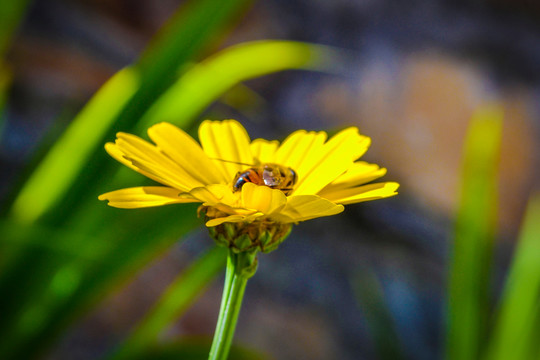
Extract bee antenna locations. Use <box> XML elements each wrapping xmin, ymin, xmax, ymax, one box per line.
<box><xmin>210</xmin><ymin>158</ymin><xmax>254</xmax><ymax>166</ymax></box>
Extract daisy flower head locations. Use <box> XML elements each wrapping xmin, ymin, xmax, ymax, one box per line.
<box><xmin>99</xmin><ymin>120</ymin><xmax>399</xmax><ymax>253</ymax></box>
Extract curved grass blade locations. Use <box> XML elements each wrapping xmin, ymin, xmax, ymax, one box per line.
<box><xmin>8</xmin><ymin>67</ymin><xmax>139</xmax><ymax>223</ymax></box>
<box><xmin>136</xmin><ymin>40</ymin><xmax>339</xmax><ymax>132</ymax></box>
<box><xmin>485</xmin><ymin>193</ymin><xmax>540</xmax><ymax>360</ymax></box>
<box><xmin>446</xmin><ymin>105</ymin><xmax>502</xmax><ymax>360</ymax></box>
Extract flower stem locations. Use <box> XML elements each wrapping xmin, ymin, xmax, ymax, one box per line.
<box><xmin>208</xmin><ymin>250</ymin><xmax>256</xmax><ymax>360</ymax></box>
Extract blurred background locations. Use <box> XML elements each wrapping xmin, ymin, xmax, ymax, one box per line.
<box><xmin>1</xmin><ymin>0</ymin><xmax>539</xmax><ymax>359</ymax></box>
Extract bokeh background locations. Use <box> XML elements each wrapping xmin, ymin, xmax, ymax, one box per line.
<box><xmin>1</xmin><ymin>0</ymin><xmax>539</xmax><ymax>359</ymax></box>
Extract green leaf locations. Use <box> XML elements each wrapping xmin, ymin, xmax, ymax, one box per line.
<box><xmin>446</xmin><ymin>105</ymin><xmax>503</xmax><ymax>360</ymax></box>
<box><xmin>9</xmin><ymin>67</ymin><xmax>140</xmax><ymax>223</ymax></box>
<box><xmin>110</xmin><ymin>246</ymin><xmax>227</xmax><ymax>360</ymax></box>
<box><xmin>485</xmin><ymin>193</ymin><xmax>540</xmax><ymax>360</ymax></box>
<box><xmin>136</xmin><ymin>40</ymin><xmax>339</xmax><ymax>132</ymax></box>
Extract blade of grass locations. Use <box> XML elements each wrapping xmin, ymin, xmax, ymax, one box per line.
<box><xmin>446</xmin><ymin>105</ymin><xmax>503</xmax><ymax>360</ymax></box>
<box><xmin>136</xmin><ymin>40</ymin><xmax>339</xmax><ymax>132</ymax></box>
<box><xmin>8</xmin><ymin>67</ymin><xmax>140</xmax><ymax>223</ymax></box>
<box><xmin>485</xmin><ymin>193</ymin><xmax>540</xmax><ymax>360</ymax></box>
<box><xmin>109</xmin><ymin>246</ymin><xmax>227</xmax><ymax>360</ymax></box>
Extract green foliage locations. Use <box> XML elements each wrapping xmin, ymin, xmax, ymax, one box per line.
<box><xmin>446</xmin><ymin>105</ymin><xmax>502</xmax><ymax>360</ymax></box>
<box><xmin>486</xmin><ymin>193</ymin><xmax>540</xmax><ymax>360</ymax></box>
<box><xmin>350</xmin><ymin>105</ymin><xmax>540</xmax><ymax>360</ymax></box>
<box><xmin>136</xmin><ymin>40</ymin><xmax>338</xmax><ymax>132</ymax></box>
<box><xmin>0</xmin><ymin>0</ymin><xmax>340</xmax><ymax>358</ymax></box>
<box><xmin>9</xmin><ymin>67</ymin><xmax>140</xmax><ymax>223</ymax></box>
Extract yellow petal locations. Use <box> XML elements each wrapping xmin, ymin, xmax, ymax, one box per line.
<box><xmin>188</xmin><ymin>184</ymin><xmax>238</xmax><ymax>206</ymax></box>
<box><xmin>105</xmin><ymin>142</ymin><xmax>167</xmax><ymax>186</ymax></box>
<box><xmin>118</xmin><ymin>148</ymin><xmax>199</xmax><ymax>191</ymax></box>
<box><xmin>319</xmin><ymin>182</ymin><xmax>399</xmax><ymax>205</ymax></box>
<box><xmin>272</xmin><ymin>195</ymin><xmax>344</xmax><ymax>223</ymax></box>
<box><xmin>240</xmin><ymin>182</ymin><xmax>287</xmax><ymax>214</ymax></box>
<box><xmin>148</xmin><ymin>122</ymin><xmax>227</xmax><ymax>184</ymax></box>
<box><xmin>115</xmin><ymin>133</ymin><xmax>183</xmax><ymax>172</ymax></box>
<box><xmin>293</xmin><ymin>127</ymin><xmax>369</xmax><ymax>195</ymax></box>
<box><xmin>250</xmin><ymin>138</ymin><xmax>279</xmax><ymax>164</ymax></box>
<box><xmin>274</xmin><ymin>130</ymin><xmax>327</xmax><ymax>174</ymax></box>
<box><xmin>98</xmin><ymin>186</ymin><xmax>199</xmax><ymax>209</ymax></box>
<box><xmin>198</xmin><ymin>120</ymin><xmax>254</xmax><ymax>180</ymax></box>
<box><xmin>113</xmin><ymin>133</ymin><xmax>205</xmax><ymax>190</ymax></box>
<box><xmin>333</xmin><ymin>127</ymin><xmax>371</xmax><ymax>160</ymax></box>
<box><xmin>320</xmin><ymin>162</ymin><xmax>387</xmax><ymax>192</ymax></box>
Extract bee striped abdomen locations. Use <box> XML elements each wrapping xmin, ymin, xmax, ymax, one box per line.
<box><xmin>233</xmin><ymin>169</ymin><xmax>262</xmax><ymax>191</ymax></box>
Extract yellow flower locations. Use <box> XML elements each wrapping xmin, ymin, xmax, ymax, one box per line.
<box><xmin>99</xmin><ymin>120</ymin><xmax>399</xmax><ymax>229</ymax></box>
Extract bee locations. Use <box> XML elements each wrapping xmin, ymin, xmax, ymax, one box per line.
<box><xmin>232</xmin><ymin>163</ymin><xmax>297</xmax><ymax>195</ymax></box>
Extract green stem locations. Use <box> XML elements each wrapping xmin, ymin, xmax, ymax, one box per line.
<box><xmin>208</xmin><ymin>251</ymin><xmax>254</xmax><ymax>360</ymax></box>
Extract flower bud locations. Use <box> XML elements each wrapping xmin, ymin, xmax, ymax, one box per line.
<box><xmin>202</xmin><ymin>206</ymin><xmax>292</xmax><ymax>254</ymax></box>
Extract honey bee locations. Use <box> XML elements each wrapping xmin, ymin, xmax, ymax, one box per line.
<box><xmin>211</xmin><ymin>158</ymin><xmax>298</xmax><ymax>195</ymax></box>
<box><xmin>232</xmin><ymin>163</ymin><xmax>297</xmax><ymax>195</ymax></box>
